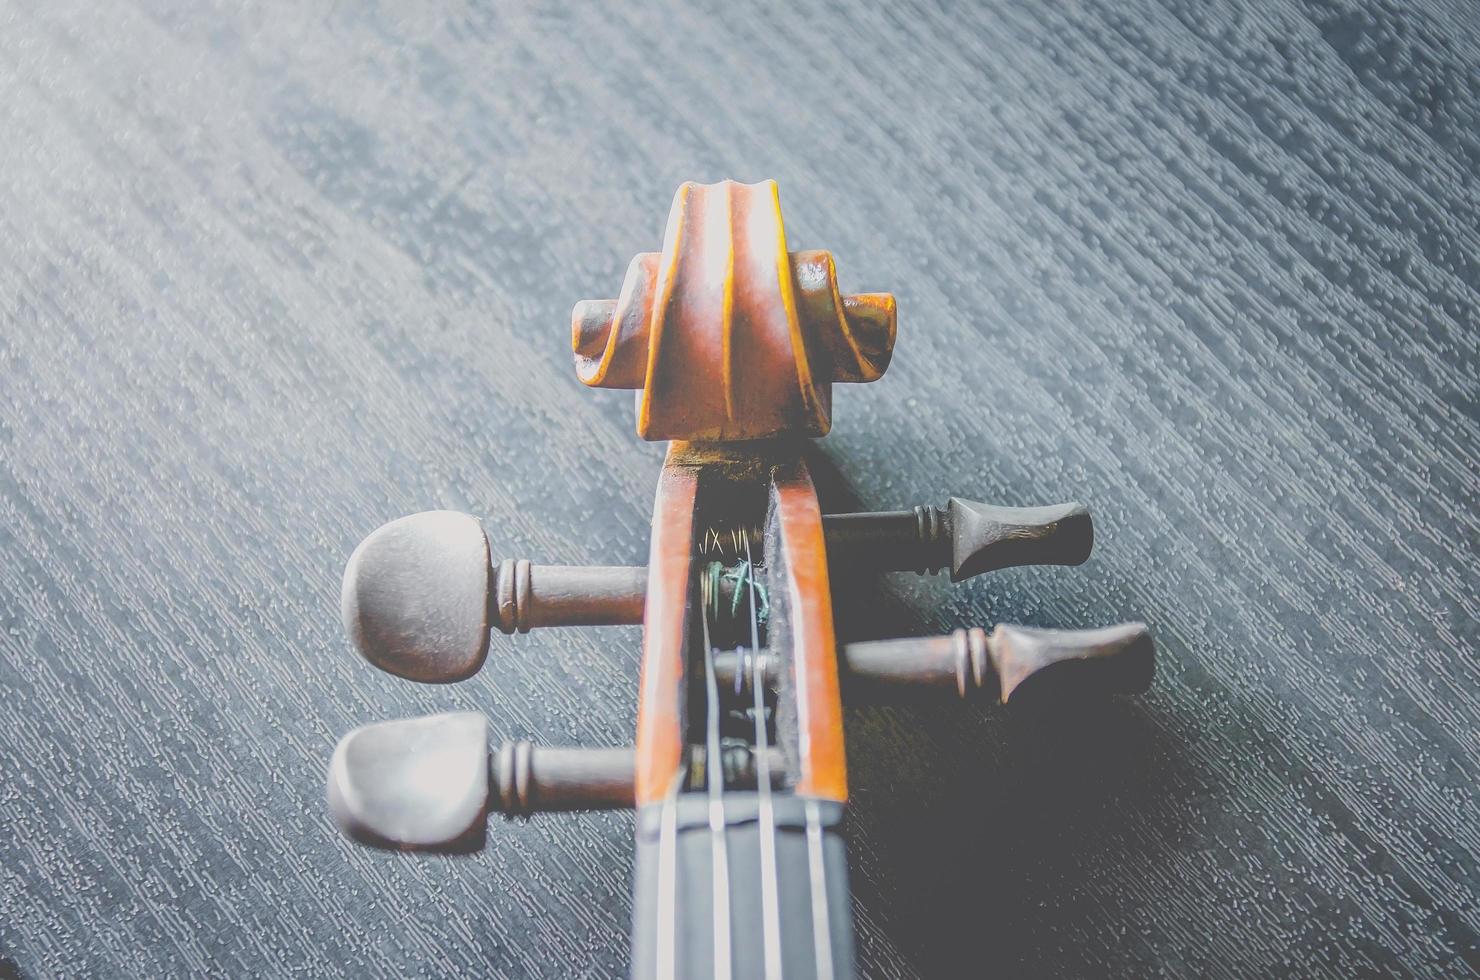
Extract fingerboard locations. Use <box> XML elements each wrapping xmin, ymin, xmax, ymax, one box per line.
<box><xmin>630</xmin><ymin>794</ymin><xmax>854</xmax><ymax>980</ymax></box>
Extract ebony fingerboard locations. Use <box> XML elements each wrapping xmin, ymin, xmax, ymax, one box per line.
<box><xmin>630</xmin><ymin>796</ymin><xmax>855</xmax><ymax>980</ymax></box>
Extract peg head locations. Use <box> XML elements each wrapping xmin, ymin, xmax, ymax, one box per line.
<box><xmin>341</xmin><ymin>510</ymin><xmax>492</xmax><ymax>683</ymax></box>
<box><xmin>327</xmin><ymin>711</ymin><xmax>490</xmax><ymax>851</ymax></box>
<box><xmin>991</xmin><ymin>621</ymin><xmax>1154</xmax><ymax>702</ymax></box>
<box><xmin>948</xmin><ymin>499</ymin><xmax>1094</xmax><ymax>582</ymax></box>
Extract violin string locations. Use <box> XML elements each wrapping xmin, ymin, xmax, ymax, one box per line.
<box><xmin>746</xmin><ymin>533</ymin><xmax>783</xmax><ymax>980</ymax></box>
<box><xmin>696</xmin><ymin>524</ymin><xmax>763</xmax><ymax>558</ymax></box>
<box><xmin>655</xmin><ymin>769</ymin><xmax>682</xmax><ymax>980</ymax></box>
<box><xmin>805</xmin><ymin>797</ymin><xmax>835</xmax><ymax>980</ymax></box>
<box><xmin>700</xmin><ymin>565</ymin><xmax>733</xmax><ymax>980</ymax></box>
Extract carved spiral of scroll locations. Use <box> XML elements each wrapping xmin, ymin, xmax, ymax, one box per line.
<box><xmin>572</xmin><ymin>180</ymin><xmax>896</xmax><ymax>442</ymax></box>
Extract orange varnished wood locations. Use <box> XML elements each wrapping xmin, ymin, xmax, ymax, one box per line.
<box><xmin>632</xmin><ymin>448</ymin><xmax>698</xmax><ymax>805</ymax></box>
<box><xmin>572</xmin><ymin>180</ymin><xmax>895</xmax><ymax>442</ymax></box>
<box><xmin>581</xmin><ymin>181</ymin><xmax>873</xmax><ymax>806</ymax></box>
<box><xmin>772</xmin><ymin>458</ymin><xmax>848</xmax><ymax>802</ymax></box>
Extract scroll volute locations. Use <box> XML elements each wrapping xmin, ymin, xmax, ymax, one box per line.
<box><xmin>572</xmin><ymin>180</ymin><xmax>896</xmax><ymax>442</ymax></box>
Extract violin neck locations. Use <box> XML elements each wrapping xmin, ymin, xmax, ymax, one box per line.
<box><xmin>629</xmin><ymin>793</ymin><xmax>855</xmax><ymax>980</ymax></box>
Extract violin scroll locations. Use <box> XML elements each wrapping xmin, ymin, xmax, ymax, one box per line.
<box><xmin>326</xmin><ymin>181</ymin><xmax>1159</xmax><ymax>980</ymax></box>
<box><xmin>572</xmin><ymin>180</ymin><xmax>896</xmax><ymax>442</ymax></box>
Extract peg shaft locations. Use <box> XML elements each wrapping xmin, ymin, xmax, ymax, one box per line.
<box><xmin>822</xmin><ymin>498</ymin><xmax>1093</xmax><ymax>582</ymax></box>
<box><xmin>842</xmin><ymin>629</ymin><xmax>989</xmax><ymax>699</ymax></box>
<box><xmin>493</xmin><ymin>742</ymin><xmax>636</xmax><ymax>816</ymax></box>
<box><xmin>491</xmin><ymin>561</ymin><xmax>647</xmax><ymax>633</ymax></box>
<box><xmin>712</xmin><ymin>649</ymin><xmax>782</xmax><ymax>699</ymax></box>
<box><xmin>822</xmin><ymin>506</ymin><xmax>946</xmax><ymax>574</ymax></box>
<box><xmin>490</xmin><ymin>743</ymin><xmax>787</xmax><ymax>817</ymax></box>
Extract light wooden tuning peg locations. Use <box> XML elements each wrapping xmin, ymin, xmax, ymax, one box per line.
<box><xmin>327</xmin><ymin>712</ymin><xmax>638</xmax><ymax>850</ymax></box>
<box><xmin>340</xmin><ymin>511</ymin><xmax>646</xmax><ymax>683</ymax></box>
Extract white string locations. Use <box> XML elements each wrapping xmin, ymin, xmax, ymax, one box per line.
<box><xmin>805</xmin><ymin>799</ymin><xmax>835</xmax><ymax>980</ymax></box>
<box><xmin>747</xmin><ymin>535</ymin><xmax>784</xmax><ymax>980</ymax></box>
<box><xmin>700</xmin><ymin>567</ymin><xmax>733</xmax><ymax>980</ymax></box>
<box><xmin>655</xmin><ymin>770</ymin><xmax>682</xmax><ymax>980</ymax></box>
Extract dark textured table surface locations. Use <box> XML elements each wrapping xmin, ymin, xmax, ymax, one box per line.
<box><xmin>2</xmin><ymin>1</ymin><xmax>1477</xmax><ymax>977</ymax></box>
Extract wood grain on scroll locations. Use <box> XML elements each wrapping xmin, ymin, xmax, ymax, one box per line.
<box><xmin>572</xmin><ymin>180</ymin><xmax>896</xmax><ymax>442</ymax></box>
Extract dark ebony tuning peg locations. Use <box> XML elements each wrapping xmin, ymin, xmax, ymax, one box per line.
<box><xmin>341</xmin><ymin>511</ymin><xmax>647</xmax><ymax>682</ymax></box>
<box><xmin>840</xmin><ymin>621</ymin><xmax>1154</xmax><ymax>702</ymax></box>
<box><xmin>947</xmin><ymin>499</ymin><xmax>1093</xmax><ymax>580</ymax></box>
<box><xmin>821</xmin><ymin>498</ymin><xmax>1093</xmax><ymax>582</ymax></box>
<box><xmin>326</xmin><ymin>712</ymin><xmax>638</xmax><ymax>851</ymax></box>
<box><xmin>988</xmin><ymin>622</ymin><xmax>1155</xmax><ymax>701</ymax></box>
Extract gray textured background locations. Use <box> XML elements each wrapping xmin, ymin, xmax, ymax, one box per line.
<box><xmin>2</xmin><ymin>0</ymin><xmax>1477</xmax><ymax>977</ymax></box>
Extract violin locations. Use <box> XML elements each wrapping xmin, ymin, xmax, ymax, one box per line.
<box><xmin>327</xmin><ymin>180</ymin><xmax>1155</xmax><ymax>979</ymax></box>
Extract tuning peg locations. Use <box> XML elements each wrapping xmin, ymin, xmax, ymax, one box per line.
<box><xmin>821</xmin><ymin>499</ymin><xmax>1092</xmax><ymax>582</ymax></box>
<box><xmin>327</xmin><ymin>712</ymin><xmax>640</xmax><ymax>850</ymax></box>
<box><xmin>327</xmin><ymin>711</ymin><xmax>491</xmax><ymax>851</ymax></box>
<box><xmin>840</xmin><ymin>621</ymin><xmax>1153</xmax><ymax>702</ymax></box>
<box><xmin>990</xmin><ymin>622</ymin><xmax>1154</xmax><ymax>701</ymax></box>
<box><xmin>341</xmin><ymin>511</ymin><xmax>647</xmax><ymax>682</ymax></box>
